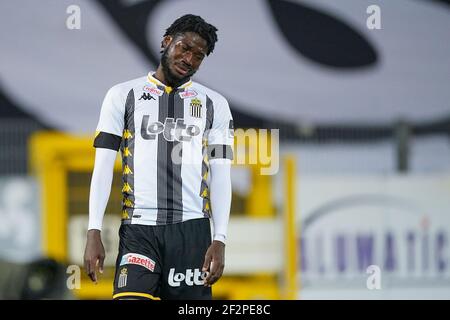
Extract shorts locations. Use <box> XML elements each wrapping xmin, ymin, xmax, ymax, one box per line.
<box><xmin>112</xmin><ymin>217</ymin><xmax>212</xmax><ymax>300</ymax></box>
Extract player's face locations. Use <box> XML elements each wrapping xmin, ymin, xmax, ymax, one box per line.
<box><xmin>161</xmin><ymin>32</ymin><xmax>207</xmax><ymax>83</ymax></box>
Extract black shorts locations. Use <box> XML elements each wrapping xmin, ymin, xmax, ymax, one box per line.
<box><xmin>112</xmin><ymin>218</ymin><xmax>212</xmax><ymax>300</ymax></box>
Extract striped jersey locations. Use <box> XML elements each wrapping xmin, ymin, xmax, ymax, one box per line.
<box><xmin>94</xmin><ymin>72</ymin><xmax>234</xmax><ymax>225</ymax></box>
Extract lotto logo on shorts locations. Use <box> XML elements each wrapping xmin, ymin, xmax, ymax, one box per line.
<box><xmin>168</xmin><ymin>268</ymin><xmax>208</xmax><ymax>287</ymax></box>
<box><xmin>120</xmin><ymin>253</ymin><xmax>156</xmax><ymax>272</ymax></box>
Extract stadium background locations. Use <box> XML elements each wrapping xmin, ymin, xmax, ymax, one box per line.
<box><xmin>0</xmin><ymin>0</ymin><xmax>449</xmax><ymax>299</ymax></box>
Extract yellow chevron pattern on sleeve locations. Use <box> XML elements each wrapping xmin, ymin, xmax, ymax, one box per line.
<box><xmin>122</xmin><ymin>183</ymin><xmax>133</xmax><ymax>193</ymax></box>
<box><xmin>123</xmin><ymin>198</ymin><xmax>134</xmax><ymax>207</ymax></box>
<box><xmin>123</xmin><ymin>130</ymin><xmax>133</xmax><ymax>139</ymax></box>
<box><xmin>123</xmin><ymin>165</ymin><xmax>133</xmax><ymax>175</ymax></box>
<box><xmin>201</xmin><ymin>188</ymin><xmax>209</xmax><ymax>198</ymax></box>
<box><xmin>123</xmin><ymin>147</ymin><xmax>132</xmax><ymax>157</ymax></box>
<box><xmin>121</xmin><ymin>210</ymin><xmax>130</xmax><ymax>219</ymax></box>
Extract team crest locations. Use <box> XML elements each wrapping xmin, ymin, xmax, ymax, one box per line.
<box><xmin>118</xmin><ymin>268</ymin><xmax>128</xmax><ymax>288</ymax></box>
<box><xmin>190</xmin><ymin>98</ymin><xmax>202</xmax><ymax>118</ymax></box>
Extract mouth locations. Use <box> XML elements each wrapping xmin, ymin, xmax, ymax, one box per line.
<box><xmin>173</xmin><ymin>63</ymin><xmax>190</xmax><ymax>77</ymax></box>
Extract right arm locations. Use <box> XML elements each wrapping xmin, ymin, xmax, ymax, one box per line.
<box><xmin>84</xmin><ymin>147</ymin><xmax>117</xmax><ymax>283</ymax></box>
<box><xmin>84</xmin><ymin>85</ymin><xmax>125</xmax><ymax>282</ymax></box>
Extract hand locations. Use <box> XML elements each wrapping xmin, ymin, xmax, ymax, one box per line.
<box><xmin>202</xmin><ymin>240</ymin><xmax>225</xmax><ymax>286</ymax></box>
<box><xmin>83</xmin><ymin>229</ymin><xmax>105</xmax><ymax>283</ymax></box>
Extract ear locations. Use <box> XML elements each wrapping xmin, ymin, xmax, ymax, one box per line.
<box><xmin>161</xmin><ymin>35</ymin><xmax>173</xmax><ymax>51</ymax></box>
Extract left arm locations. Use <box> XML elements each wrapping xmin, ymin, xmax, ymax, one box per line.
<box><xmin>202</xmin><ymin>94</ymin><xmax>234</xmax><ymax>286</ymax></box>
<box><xmin>202</xmin><ymin>159</ymin><xmax>232</xmax><ymax>286</ymax></box>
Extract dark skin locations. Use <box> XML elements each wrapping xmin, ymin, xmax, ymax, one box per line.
<box><xmin>155</xmin><ymin>31</ymin><xmax>207</xmax><ymax>88</ymax></box>
<box><xmin>84</xmin><ymin>229</ymin><xmax>104</xmax><ymax>283</ymax></box>
<box><xmin>84</xmin><ymin>31</ymin><xmax>225</xmax><ymax>287</ymax></box>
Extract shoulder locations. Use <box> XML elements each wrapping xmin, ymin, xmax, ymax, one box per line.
<box><xmin>191</xmin><ymin>81</ymin><xmax>229</xmax><ymax>107</ymax></box>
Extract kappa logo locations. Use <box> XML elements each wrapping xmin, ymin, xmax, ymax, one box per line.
<box><xmin>168</xmin><ymin>268</ymin><xmax>208</xmax><ymax>287</ymax></box>
<box><xmin>179</xmin><ymin>90</ymin><xmax>197</xmax><ymax>99</ymax></box>
<box><xmin>141</xmin><ymin>116</ymin><xmax>200</xmax><ymax>142</ymax></box>
<box><xmin>118</xmin><ymin>268</ymin><xmax>128</xmax><ymax>288</ymax></box>
<box><xmin>143</xmin><ymin>85</ymin><xmax>163</xmax><ymax>96</ymax></box>
<box><xmin>120</xmin><ymin>253</ymin><xmax>156</xmax><ymax>272</ymax></box>
<box><xmin>139</xmin><ymin>92</ymin><xmax>155</xmax><ymax>101</ymax></box>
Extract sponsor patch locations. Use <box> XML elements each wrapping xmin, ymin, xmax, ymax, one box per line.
<box><xmin>168</xmin><ymin>268</ymin><xmax>208</xmax><ymax>287</ymax></box>
<box><xmin>120</xmin><ymin>253</ymin><xmax>156</xmax><ymax>272</ymax></box>
<box><xmin>143</xmin><ymin>85</ymin><xmax>163</xmax><ymax>96</ymax></box>
<box><xmin>141</xmin><ymin>116</ymin><xmax>200</xmax><ymax>141</ymax></box>
<box><xmin>179</xmin><ymin>90</ymin><xmax>197</xmax><ymax>99</ymax></box>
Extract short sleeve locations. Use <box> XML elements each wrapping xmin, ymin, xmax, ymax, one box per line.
<box><xmin>207</xmin><ymin>95</ymin><xmax>234</xmax><ymax>161</ymax></box>
<box><xmin>93</xmin><ymin>86</ymin><xmax>125</xmax><ymax>151</ymax></box>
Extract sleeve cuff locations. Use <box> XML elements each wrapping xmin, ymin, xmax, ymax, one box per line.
<box><xmin>88</xmin><ymin>221</ymin><xmax>102</xmax><ymax>231</ymax></box>
<box><xmin>213</xmin><ymin>234</ymin><xmax>227</xmax><ymax>244</ymax></box>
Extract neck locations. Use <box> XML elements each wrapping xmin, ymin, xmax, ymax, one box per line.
<box><xmin>154</xmin><ymin>65</ymin><xmax>167</xmax><ymax>86</ymax></box>
<box><xmin>154</xmin><ymin>64</ymin><xmax>189</xmax><ymax>89</ymax></box>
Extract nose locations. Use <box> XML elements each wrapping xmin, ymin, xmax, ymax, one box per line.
<box><xmin>182</xmin><ymin>52</ymin><xmax>193</xmax><ymax>66</ymax></box>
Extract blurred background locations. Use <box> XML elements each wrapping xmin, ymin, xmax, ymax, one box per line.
<box><xmin>0</xmin><ymin>0</ymin><xmax>449</xmax><ymax>299</ymax></box>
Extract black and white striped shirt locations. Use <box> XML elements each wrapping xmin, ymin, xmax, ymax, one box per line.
<box><xmin>94</xmin><ymin>73</ymin><xmax>234</xmax><ymax>225</ymax></box>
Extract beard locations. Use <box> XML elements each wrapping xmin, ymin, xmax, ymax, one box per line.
<box><xmin>160</xmin><ymin>48</ymin><xmax>194</xmax><ymax>88</ymax></box>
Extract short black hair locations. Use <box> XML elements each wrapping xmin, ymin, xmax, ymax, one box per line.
<box><xmin>164</xmin><ymin>14</ymin><xmax>218</xmax><ymax>56</ymax></box>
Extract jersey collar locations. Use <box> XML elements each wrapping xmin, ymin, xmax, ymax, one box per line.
<box><xmin>147</xmin><ymin>72</ymin><xmax>192</xmax><ymax>94</ymax></box>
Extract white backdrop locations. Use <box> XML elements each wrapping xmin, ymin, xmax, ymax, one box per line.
<box><xmin>298</xmin><ymin>173</ymin><xmax>450</xmax><ymax>299</ymax></box>
<box><xmin>0</xmin><ymin>0</ymin><xmax>449</xmax><ymax>133</ymax></box>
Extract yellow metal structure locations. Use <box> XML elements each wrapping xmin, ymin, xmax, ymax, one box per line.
<box><xmin>29</xmin><ymin>130</ymin><xmax>297</xmax><ymax>300</ymax></box>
